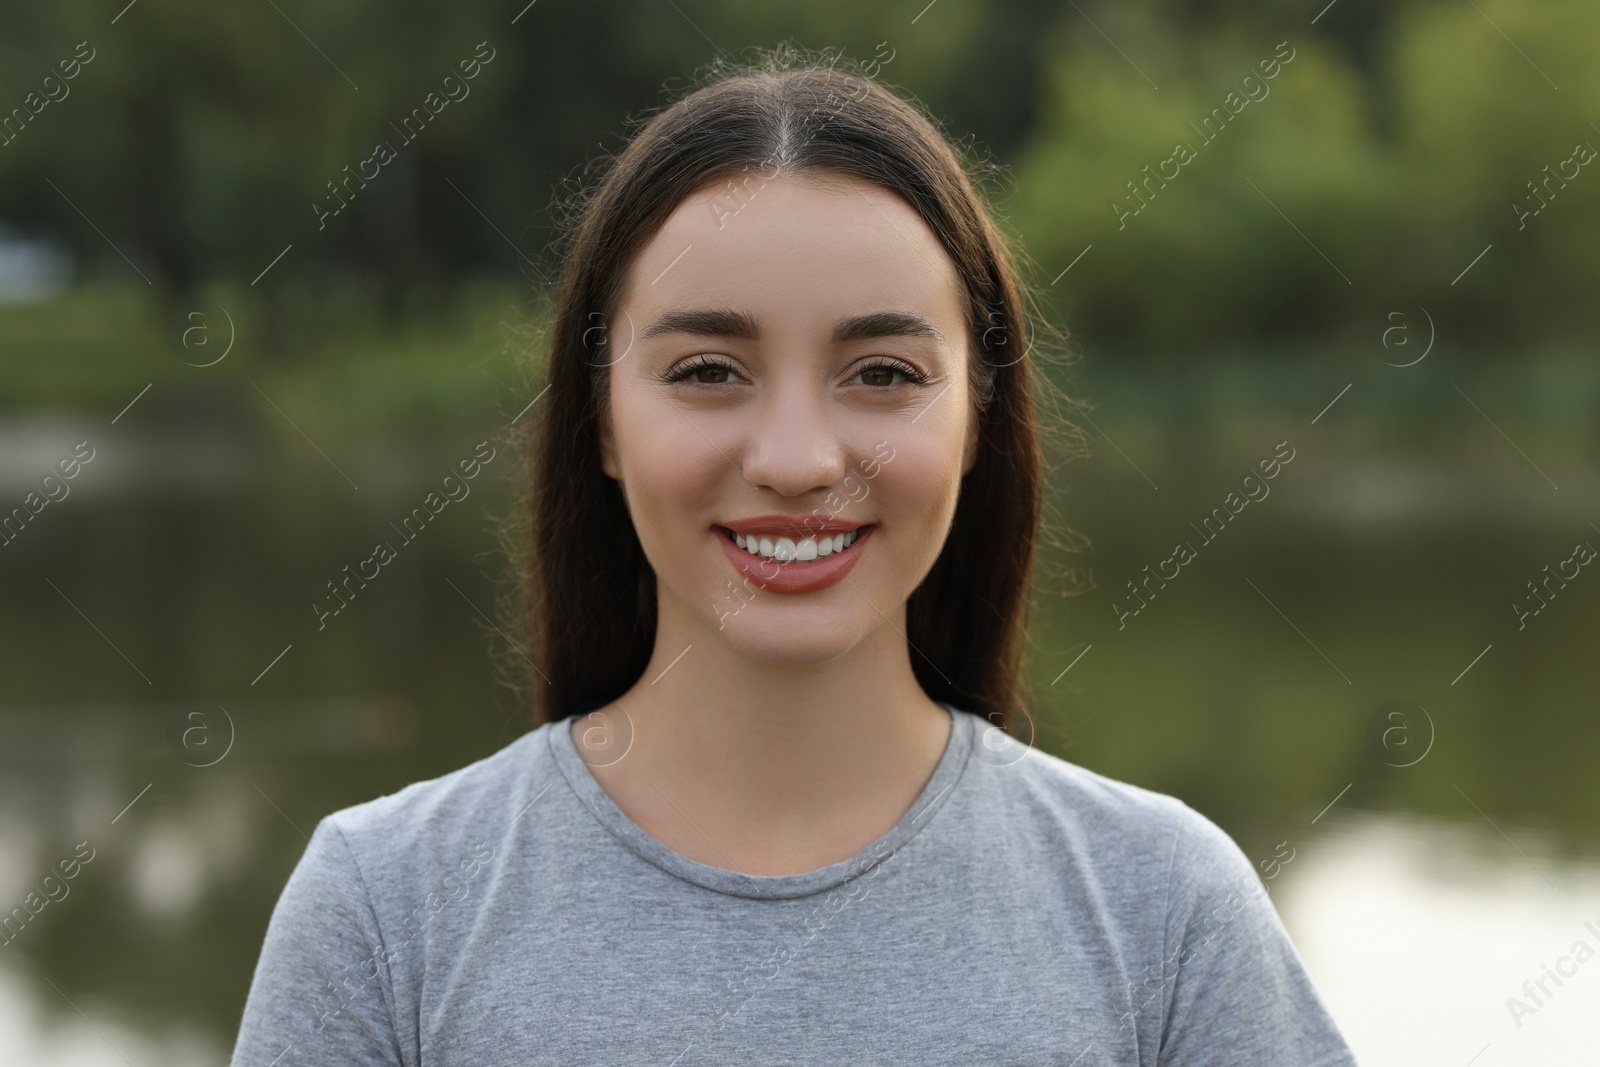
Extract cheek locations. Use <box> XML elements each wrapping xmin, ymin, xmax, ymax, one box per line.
<box><xmin>611</xmin><ymin>390</ymin><xmax>724</xmax><ymax>540</ymax></box>
<box><xmin>870</xmin><ymin>427</ymin><xmax>965</xmax><ymax>540</ymax></box>
<box><xmin>893</xmin><ymin>460</ymin><xmax>962</xmax><ymax>531</ymax></box>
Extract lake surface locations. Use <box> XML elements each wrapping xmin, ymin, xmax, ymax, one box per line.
<box><xmin>2</xmin><ymin>352</ymin><xmax>1596</xmax><ymax>1061</ymax></box>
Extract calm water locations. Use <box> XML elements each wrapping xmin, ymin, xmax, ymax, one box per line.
<box><xmin>2</xmin><ymin>363</ymin><xmax>1597</xmax><ymax>1062</ymax></box>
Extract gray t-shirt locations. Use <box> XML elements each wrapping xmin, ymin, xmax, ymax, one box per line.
<box><xmin>229</xmin><ymin>704</ymin><xmax>1359</xmax><ymax>1066</ymax></box>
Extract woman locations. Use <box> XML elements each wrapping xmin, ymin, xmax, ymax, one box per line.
<box><xmin>230</xmin><ymin>47</ymin><xmax>1358</xmax><ymax>1066</ymax></box>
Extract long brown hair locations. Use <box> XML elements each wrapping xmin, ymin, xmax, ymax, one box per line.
<box><xmin>502</xmin><ymin>43</ymin><xmax>1085</xmax><ymax>735</ymax></box>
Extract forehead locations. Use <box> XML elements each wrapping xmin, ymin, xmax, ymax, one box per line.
<box><xmin>618</xmin><ymin>171</ymin><xmax>967</xmax><ymax>329</ymax></box>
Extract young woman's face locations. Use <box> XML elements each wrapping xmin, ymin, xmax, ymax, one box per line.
<box><xmin>601</xmin><ymin>169</ymin><xmax>978</xmax><ymax>665</ymax></box>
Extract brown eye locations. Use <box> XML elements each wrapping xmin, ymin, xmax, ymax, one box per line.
<box><xmin>688</xmin><ymin>364</ymin><xmax>732</xmax><ymax>384</ymax></box>
<box><xmin>852</xmin><ymin>359</ymin><xmax>929</xmax><ymax>388</ymax></box>
<box><xmin>662</xmin><ymin>356</ymin><xmax>741</xmax><ymax>385</ymax></box>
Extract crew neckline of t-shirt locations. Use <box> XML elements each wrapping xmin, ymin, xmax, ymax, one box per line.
<box><xmin>546</xmin><ymin>701</ymin><xmax>977</xmax><ymax>900</ymax></box>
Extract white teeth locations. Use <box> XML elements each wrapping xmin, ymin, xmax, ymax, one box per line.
<box><xmin>732</xmin><ymin>528</ymin><xmax>860</xmax><ymax>562</ymax></box>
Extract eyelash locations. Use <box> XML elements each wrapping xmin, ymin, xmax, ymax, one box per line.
<box><xmin>659</xmin><ymin>355</ymin><xmax>930</xmax><ymax>388</ymax></box>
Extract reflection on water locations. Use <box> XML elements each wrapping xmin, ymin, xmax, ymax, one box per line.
<box><xmin>1</xmin><ymin>402</ymin><xmax>1595</xmax><ymax>1061</ymax></box>
<box><xmin>1279</xmin><ymin>812</ymin><xmax>1600</xmax><ymax>1067</ymax></box>
<box><xmin>0</xmin><ymin>964</ymin><xmax>218</xmax><ymax>1066</ymax></box>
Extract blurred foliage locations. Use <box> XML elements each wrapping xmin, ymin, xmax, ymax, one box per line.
<box><xmin>2</xmin><ymin>0</ymin><xmax>1596</xmax><ymax>355</ymax></box>
<box><xmin>1010</xmin><ymin>0</ymin><xmax>1600</xmax><ymax>347</ymax></box>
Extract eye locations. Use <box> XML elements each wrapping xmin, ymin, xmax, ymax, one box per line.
<box><xmin>660</xmin><ymin>355</ymin><xmax>742</xmax><ymax>386</ymax></box>
<box><xmin>852</xmin><ymin>358</ymin><xmax>930</xmax><ymax>388</ymax></box>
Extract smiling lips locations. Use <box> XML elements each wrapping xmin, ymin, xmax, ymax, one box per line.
<box><xmin>714</xmin><ymin>515</ymin><xmax>873</xmax><ymax>594</ymax></box>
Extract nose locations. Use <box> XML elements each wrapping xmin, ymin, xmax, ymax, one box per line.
<box><xmin>739</xmin><ymin>370</ymin><xmax>848</xmax><ymax>498</ymax></box>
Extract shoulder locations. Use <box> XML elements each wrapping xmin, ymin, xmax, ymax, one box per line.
<box><xmin>315</xmin><ymin>722</ymin><xmax>559</xmax><ymax>888</ymax></box>
<box><xmin>963</xmin><ymin>718</ymin><xmax>1257</xmax><ymax>898</ymax></box>
<box><xmin>978</xmin><ymin>732</ymin><xmax>1360</xmax><ymax>1062</ymax></box>
<box><xmin>990</xmin><ymin>746</ymin><xmax>1357</xmax><ymax>1063</ymax></box>
<box><xmin>232</xmin><ymin>730</ymin><xmax>562</xmax><ymax>1067</ymax></box>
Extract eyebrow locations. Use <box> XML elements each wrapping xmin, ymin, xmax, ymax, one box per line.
<box><xmin>638</xmin><ymin>308</ymin><xmax>945</xmax><ymax>344</ymax></box>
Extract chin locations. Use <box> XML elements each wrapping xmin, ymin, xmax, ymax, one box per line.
<box><xmin>711</xmin><ymin>609</ymin><xmax>873</xmax><ymax>667</ymax></box>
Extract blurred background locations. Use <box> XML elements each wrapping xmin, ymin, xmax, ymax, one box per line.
<box><xmin>2</xmin><ymin>0</ymin><xmax>1597</xmax><ymax>1063</ymax></box>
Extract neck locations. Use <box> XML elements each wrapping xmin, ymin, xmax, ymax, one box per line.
<box><xmin>573</xmin><ymin>589</ymin><xmax>951</xmax><ymax>870</ymax></box>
